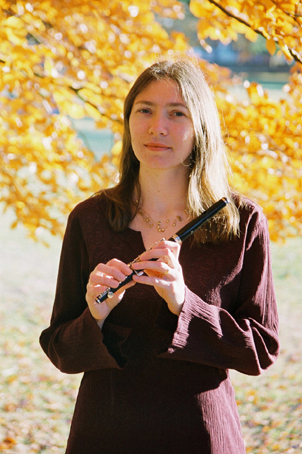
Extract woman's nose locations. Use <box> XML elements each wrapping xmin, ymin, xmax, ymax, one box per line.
<box><xmin>148</xmin><ymin>113</ymin><xmax>168</xmax><ymax>136</ymax></box>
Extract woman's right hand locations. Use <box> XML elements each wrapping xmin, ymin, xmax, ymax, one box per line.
<box><xmin>86</xmin><ymin>259</ymin><xmax>135</xmax><ymax>328</ymax></box>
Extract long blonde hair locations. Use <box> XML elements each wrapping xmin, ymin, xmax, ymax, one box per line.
<box><xmin>102</xmin><ymin>59</ymin><xmax>240</xmax><ymax>243</ymax></box>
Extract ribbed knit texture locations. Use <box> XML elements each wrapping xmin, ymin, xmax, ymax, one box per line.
<box><xmin>40</xmin><ymin>194</ymin><xmax>279</xmax><ymax>454</ymax></box>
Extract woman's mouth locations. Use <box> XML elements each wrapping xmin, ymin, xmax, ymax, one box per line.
<box><xmin>144</xmin><ymin>142</ymin><xmax>171</xmax><ymax>151</ymax></box>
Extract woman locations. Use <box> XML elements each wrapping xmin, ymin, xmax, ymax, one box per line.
<box><xmin>40</xmin><ymin>59</ymin><xmax>279</xmax><ymax>454</ymax></box>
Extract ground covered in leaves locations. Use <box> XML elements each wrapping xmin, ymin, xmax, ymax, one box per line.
<box><xmin>1</xmin><ymin>208</ymin><xmax>301</xmax><ymax>453</ymax></box>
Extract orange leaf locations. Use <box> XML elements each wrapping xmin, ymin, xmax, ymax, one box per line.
<box><xmin>266</xmin><ymin>38</ymin><xmax>276</xmax><ymax>55</ymax></box>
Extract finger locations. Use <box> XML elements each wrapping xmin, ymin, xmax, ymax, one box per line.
<box><xmin>132</xmin><ymin>249</ymin><xmax>178</xmax><ymax>275</ymax></box>
<box><xmin>137</xmin><ymin>249</ymin><xmax>170</xmax><ymax>265</ymax></box>
<box><xmin>97</xmin><ymin>279</ymin><xmax>136</xmax><ymax>303</ymax></box>
<box><xmin>96</xmin><ymin>259</ymin><xmax>133</xmax><ymax>278</ymax></box>
<box><xmin>132</xmin><ymin>272</ymin><xmax>172</xmax><ymax>287</ymax></box>
<box><xmin>107</xmin><ymin>258</ymin><xmax>134</xmax><ymax>275</ymax></box>
<box><xmin>131</xmin><ymin>258</ymin><xmax>169</xmax><ymax>276</ymax></box>
<box><xmin>88</xmin><ymin>274</ymin><xmax>136</xmax><ymax>309</ymax></box>
<box><xmin>140</xmin><ymin>242</ymin><xmax>180</xmax><ymax>263</ymax></box>
<box><xmin>150</xmin><ymin>240</ymin><xmax>181</xmax><ymax>258</ymax></box>
<box><xmin>89</xmin><ymin>273</ymin><xmax>124</xmax><ymax>291</ymax></box>
<box><xmin>91</xmin><ymin>261</ymin><xmax>132</xmax><ymax>286</ymax></box>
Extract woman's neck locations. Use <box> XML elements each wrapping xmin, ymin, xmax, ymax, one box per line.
<box><xmin>137</xmin><ymin>168</ymin><xmax>189</xmax><ymax>216</ymax></box>
<box><xmin>130</xmin><ymin>168</ymin><xmax>190</xmax><ymax>249</ymax></box>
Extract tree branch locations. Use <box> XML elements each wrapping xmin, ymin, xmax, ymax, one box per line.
<box><xmin>207</xmin><ymin>0</ymin><xmax>302</xmax><ymax>64</ymax></box>
<box><xmin>271</xmin><ymin>0</ymin><xmax>302</xmax><ymax>24</ymax></box>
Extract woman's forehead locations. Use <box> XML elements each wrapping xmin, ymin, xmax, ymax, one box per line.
<box><xmin>133</xmin><ymin>79</ymin><xmax>186</xmax><ymax>106</ymax></box>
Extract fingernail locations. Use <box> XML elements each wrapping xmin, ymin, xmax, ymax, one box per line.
<box><xmin>132</xmin><ymin>262</ymin><xmax>142</xmax><ymax>269</ymax></box>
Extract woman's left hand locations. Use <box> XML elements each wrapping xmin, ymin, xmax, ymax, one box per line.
<box><xmin>131</xmin><ymin>240</ymin><xmax>185</xmax><ymax>316</ymax></box>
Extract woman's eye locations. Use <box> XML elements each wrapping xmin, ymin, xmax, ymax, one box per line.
<box><xmin>139</xmin><ymin>108</ymin><xmax>151</xmax><ymax>114</ymax></box>
<box><xmin>172</xmin><ymin>111</ymin><xmax>185</xmax><ymax>117</ymax></box>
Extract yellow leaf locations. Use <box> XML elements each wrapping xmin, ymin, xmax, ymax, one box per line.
<box><xmin>111</xmin><ymin>140</ymin><xmax>122</xmax><ymax>156</ymax></box>
<box><xmin>0</xmin><ymin>0</ymin><xmax>301</xmax><ymax>242</ymax></box>
<box><xmin>266</xmin><ymin>38</ymin><xmax>276</xmax><ymax>55</ymax></box>
<box><xmin>190</xmin><ymin>0</ymin><xmax>215</xmax><ymax>16</ymax></box>
<box><xmin>244</xmin><ymin>28</ymin><xmax>258</xmax><ymax>43</ymax></box>
<box><xmin>5</xmin><ymin>16</ymin><xmax>24</xmax><ymax>29</ymax></box>
<box><xmin>11</xmin><ymin>220</ymin><xmax>18</xmax><ymax>229</ymax></box>
<box><xmin>84</xmin><ymin>103</ymin><xmax>102</xmax><ymax>120</ymax></box>
<box><xmin>67</xmin><ymin>103</ymin><xmax>86</xmax><ymax>119</ymax></box>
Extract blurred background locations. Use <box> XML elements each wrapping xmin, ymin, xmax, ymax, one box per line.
<box><xmin>1</xmin><ymin>1</ymin><xmax>301</xmax><ymax>452</ymax></box>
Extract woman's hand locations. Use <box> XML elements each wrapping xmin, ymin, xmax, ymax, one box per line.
<box><xmin>86</xmin><ymin>259</ymin><xmax>135</xmax><ymax>328</ymax></box>
<box><xmin>131</xmin><ymin>240</ymin><xmax>185</xmax><ymax>316</ymax></box>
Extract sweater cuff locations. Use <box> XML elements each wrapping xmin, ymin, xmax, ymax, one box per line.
<box><xmin>156</xmin><ymin>286</ymin><xmax>212</xmax><ymax>360</ymax></box>
<box><xmin>101</xmin><ymin>319</ymin><xmax>132</xmax><ymax>368</ymax></box>
<box><xmin>71</xmin><ymin>308</ymin><xmax>132</xmax><ymax>371</ymax></box>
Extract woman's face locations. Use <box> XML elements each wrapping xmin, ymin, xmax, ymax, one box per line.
<box><xmin>129</xmin><ymin>79</ymin><xmax>195</xmax><ymax>174</ymax></box>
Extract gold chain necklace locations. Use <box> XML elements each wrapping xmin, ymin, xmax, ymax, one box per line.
<box><xmin>136</xmin><ymin>203</ymin><xmax>186</xmax><ymax>233</ymax></box>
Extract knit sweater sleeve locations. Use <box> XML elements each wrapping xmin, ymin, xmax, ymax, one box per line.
<box><xmin>39</xmin><ymin>206</ymin><xmax>130</xmax><ymax>374</ymax></box>
<box><xmin>157</xmin><ymin>204</ymin><xmax>279</xmax><ymax>376</ymax></box>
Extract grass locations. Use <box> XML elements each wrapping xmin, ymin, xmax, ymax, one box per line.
<box><xmin>1</xmin><ymin>208</ymin><xmax>301</xmax><ymax>453</ymax></box>
<box><xmin>231</xmin><ymin>238</ymin><xmax>302</xmax><ymax>453</ymax></box>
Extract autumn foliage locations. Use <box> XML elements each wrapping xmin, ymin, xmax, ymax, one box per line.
<box><xmin>190</xmin><ymin>0</ymin><xmax>302</xmax><ymax>241</ymax></box>
<box><xmin>0</xmin><ymin>0</ymin><xmax>301</xmax><ymax>242</ymax></box>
